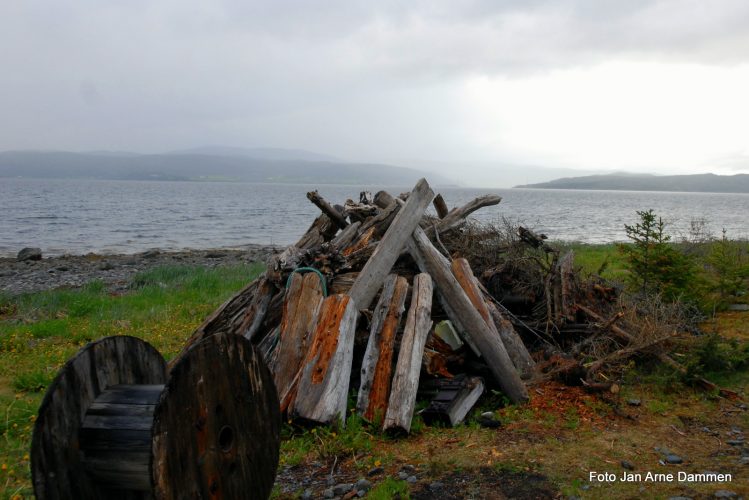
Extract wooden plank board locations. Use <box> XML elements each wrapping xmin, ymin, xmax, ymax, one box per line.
<box><xmin>348</xmin><ymin>178</ymin><xmax>434</xmax><ymax>311</ymax></box>
<box><xmin>273</xmin><ymin>272</ymin><xmax>325</xmax><ymax>412</ymax></box>
<box><xmin>383</xmin><ymin>273</ymin><xmax>434</xmax><ymax>433</ymax></box>
<box><xmin>356</xmin><ymin>274</ymin><xmax>409</xmax><ymax>422</ymax></box>
<box><xmin>407</xmin><ymin>227</ymin><xmax>528</xmax><ymax>403</ymax></box>
<box><xmin>291</xmin><ymin>294</ymin><xmax>359</xmax><ymax>425</ymax></box>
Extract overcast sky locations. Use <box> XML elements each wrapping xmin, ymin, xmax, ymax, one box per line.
<box><xmin>2</xmin><ymin>1</ymin><xmax>749</xmax><ymax>185</ymax></box>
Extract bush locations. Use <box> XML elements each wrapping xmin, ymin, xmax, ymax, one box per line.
<box><xmin>618</xmin><ymin>209</ymin><xmax>698</xmax><ymax>301</ymax></box>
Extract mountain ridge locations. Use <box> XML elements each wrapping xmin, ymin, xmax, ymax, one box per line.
<box><xmin>515</xmin><ymin>172</ymin><xmax>749</xmax><ymax>193</ymax></box>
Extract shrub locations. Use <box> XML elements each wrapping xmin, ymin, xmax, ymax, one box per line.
<box><xmin>618</xmin><ymin>209</ymin><xmax>697</xmax><ymax>301</ymax></box>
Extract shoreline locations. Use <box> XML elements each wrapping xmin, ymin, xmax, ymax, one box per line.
<box><xmin>0</xmin><ymin>244</ymin><xmax>281</xmax><ymax>296</ymax></box>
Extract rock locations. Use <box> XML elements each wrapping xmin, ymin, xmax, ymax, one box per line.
<box><xmin>99</xmin><ymin>262</ymin><xmax>115</xmax><ymax>271</ymax></box>
<box><xmin>141</xmin><ymin>249</ymin><xmax>161</xmax><ymax>258</ymax></box>
<box><xmin>367</xmin><ymin>467</ymin><xmax>384</xmax><ymax>477</ymax></box>
<box><xmin>481</xmin><ymin>411</ymin><xmax>495</xmax><ymax>418</ymax></box>
<box><xmin>205</xmin><ymin>250</ymin><xmax>227</xmax><ymax>258</ymax></box>
<box><xmin>354</xmin><ymin>479</ymin><xmax>372</xmax><ymax>491</ymax></box>
<box><xmin>726</xmin><ymin>439</ymin><xmax>744</xmax><ymax>446</ymax></box>
<box><xmin>478</xmin><ymin>416</ymin><xmax>502</xmax><ymax>428</ymax></box>
<box><xmin>323</xmin><ymin>488</ymin><xmax>335</xmax><ymax>499</ymax></box>
<box><xmin>56</xmin><ymin>266</ymin><xmax>69</xmax><ymax>271</ymax></box>
<box><xmin>333</xmin><ymin>484</ymin><xmax>353</xmax><ymax>496</ymax></box>
<box><xmin>738</xmin><ymin>456</ymin><xmax>749</xmax><ymax>465</ymax></box>
<box><xmin>665</xmin><ymin>454</ymin><xmax>683</xmax><ymax>464</ymax></box>
<box><xmin>406</xmin><ymin>475</ymin><xmax>417</xmax><ymax>484</ymax></box>
<box><xmin>398</xmin><ymin>472</ymin><xmax>408</xmax><ymax>480</ymax></box>
<box><xmin>400</xmin><ymin>464</ymin><xmax>416</xmax><ymax>473</ymax></box>
<box><xmin>356</xmin><ymin>490</ymin><xmax>366</xmax><ymax>498</ymax></box>
<box><xmin>17</xmin><ymin>247</ymin><xmax>42</xmax><ymax>261</ymax></box>
<box><xmin>621</xmin><ymin>460</ymin><xmax>635</xmax><ymax>470</ymax></box>
<box><xmin>627</xmin><ymin>399</ymin><xmax>642</xmax><ymax>406</ymax></box>
<box><xmin>430</xmin><ymin>482</ymin><xmax>444</xmax><ymax>491</ymax></box>
<box><xmin>301</xmin><ymin>490</ymin><xmax>313</xmax><ymax>500</ymax></box>
<box><xmin>714</xmin><ymin>490</ymin><xmax>738</xmax><ymax>498</ymax></box>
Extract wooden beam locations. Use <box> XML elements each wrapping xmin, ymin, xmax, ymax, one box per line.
<box><xmin>451</xmin><ymin>258</ymin><xmax>535</xmax><ymax>380</ymax></box>
<box><xmin>356</xmin><ymin>275</ymin><xmax>409</xmax><ymax>422</ymax></box>
<box><xmin>408</xmin><ymin>227</ymin><xmax>528</xmax><ymax>403</ymax></box>
<box><xmin>383</xmin><ymin>273</ymin><xmax>434</xmax><ymax>433</ymax></box>
<box><xmin>273</xmin><ymin>273</ymin><xmax>325</xmax><ymax>412</ymax></box>
<box><xmin>348</xmin><ymin>178</ymin><xmax>434</xmax><ymax>311</ymax></box>
<box><xmin>291</xmin><ymin>294</ymin><xmax>358</xmax><ymax>426</ymax></box>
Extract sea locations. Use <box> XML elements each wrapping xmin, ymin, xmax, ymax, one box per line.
<box><xmin>2</xmin><ymin>178</ymin><xmax>749</xmax><ymax>257</ymax></box>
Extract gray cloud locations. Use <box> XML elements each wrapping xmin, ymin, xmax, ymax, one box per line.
<box><xmin>2</xmin><ymin>0</ymin><xmax>749</xmax><ymax>166</ymax></box>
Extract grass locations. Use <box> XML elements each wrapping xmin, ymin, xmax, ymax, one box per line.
<box><xmin>0</xmin><ymin>262</ymin><xmax>263</xmax><ymax>498</ymax></box>
<box><xmin>2</xmin><ymin>243</ymin><xmax>749</xmax><ymax>498</ymax></box>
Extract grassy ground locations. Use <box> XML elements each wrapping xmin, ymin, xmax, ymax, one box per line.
<box><xmin>1</xmin><ymin>247</ymin><xmax>747</xmax><ymax>498</ymax></box>
<box><xmin>0</xmin><ymin>263</ymin><xmax>264</xmax><ymax>499</ymax></box>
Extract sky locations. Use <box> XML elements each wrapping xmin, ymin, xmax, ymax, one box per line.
<box><xmin>2</xmin><ymin>1</ymin><xmax>749</xmax><ymax>186</ymax></box>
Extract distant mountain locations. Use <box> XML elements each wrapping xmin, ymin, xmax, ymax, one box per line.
<box><xmin>166</xmin><ymin>146</ymin><xmax>341</xmax><ymax>163</ymax></box>
<box><xmin>0</xmin><ymin>150</ymin><xmax>447</xmax><ymax>186</ymax></box>
<box><xmin>515</xmin><ymin>173</ymin><xmax>749</xmax><ymax>193</ymax></box>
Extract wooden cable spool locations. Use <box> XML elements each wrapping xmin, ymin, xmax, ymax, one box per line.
<box><xmin>31</xmin><ymin>333</ymin><xmax>280</xmax><ymax>499</ymax></box>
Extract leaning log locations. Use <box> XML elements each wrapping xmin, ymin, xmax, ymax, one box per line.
<box><xmin>356</xmin><ymin>274</ymin><xmax>409</xmax><ymax>422</ymax></box>
<box><xmin>436</xmin><ymin>194</ymin><xmax>501</xmax><ymax>233</ymax></box>
<box><xmin>383</xmin><ymin>273</ymin><xmax>434</xmax><ymax>433</ymax></box>
<box><xmin>558</xmin><ymin>251</ymin><xmax>576</xmax><ymax>323</ymax></box>
<box><xmin>408</xmin><ymin>227</ymin><xmax>528</xmax><ymax>403</ymax></box>
<box><xmin>292</xmin><ymin>294</ymin><xmax>358</xmax><ymax>425</ymax></box>
<box><xmin>307</xmin><ymin>190</ymin><xmax>349</xmax><ymax>230</ymax></box>
<box><xmin>451</xmin><ymin>258</ymin><xmax>535</xmax><ymax>379</ymax></box>
<box><xmin>433</xmin><ymin>193</ymin><xmax>449</xmax><ymax>219</ymax></box>
<box><xmin>273</xmin><ymin>273</ymin><xmax>325</xmax><ymax>412</ymax></box>
<box><xmin>348</xmin><ymin>178</ymin><xmax>434</xmax><ymax>311</ymax></box>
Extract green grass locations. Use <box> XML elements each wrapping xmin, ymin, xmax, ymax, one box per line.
<box><xmin>556</xmin><ymin>242</ymin><xmax>628</xmax><ymax>282</ymax></box>
<box><xmin>0</xmin><ymin>262</ymin><xmax>263</xmax><ymax>498</ymax></box>
<box><xmin>367</xmin><ymin>477</ymin><xmax>410</xmax><ymax>499</ymax></box>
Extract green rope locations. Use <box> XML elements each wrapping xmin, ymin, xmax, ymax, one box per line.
<box><xmin>285</xmin><ymin>266</ymin><xmax>328</xmax><ymax>297</ymax></box>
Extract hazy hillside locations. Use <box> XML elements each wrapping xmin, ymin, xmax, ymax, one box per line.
<box><xmin>0</xmin><ymin>150</ymin><xmax>447</xmax><ymax>186</ymax></box>
<box><xmin>515</xmin><ymin>173</ymin><xmax>749</xmax><ymax>193</ymax></box>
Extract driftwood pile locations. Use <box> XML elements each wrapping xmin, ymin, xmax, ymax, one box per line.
<box><xmin>180</xmin><ymin>178</ymin><xmax>703</xmax><ymax>432</ymax></box>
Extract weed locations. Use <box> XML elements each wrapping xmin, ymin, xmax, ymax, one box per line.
<box><xmin>368</xmin><ymin>477</ymin><xmax>410</xmax><ymax>499</ymax></box>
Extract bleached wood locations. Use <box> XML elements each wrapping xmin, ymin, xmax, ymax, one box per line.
<box><xmin>436</xmin><ymin>194</ymin><xmax>501</xmax><ymax>233</ymax></box>
<box><xmin>356</xmin><ymin>275</ymin><xmax>409</xmax><ymax>421</ymax></box>
<box><xmin>292</xmin><ymin>294</ymin><xmax>359</xmax><ymax>426</ymax></box>
<box><xmin>407</xmin><ymin>228</ymin><xmax>528</xmax><ymax>403</ymax></box>
<box><xmin>348</xmin><ymin>178</ymin><xmax>434</xmax><ymax>311</ymax></box>
<box><xmin>383</xmin><ymin>273</ymin><xmax>434</xmax><ymax>433</ymax></box>
<box><xmin>331</xmin><ymin>221</ymin><xmax>361</xmax><ymax>250</ymax></box>
<box><xmin>307</xmin><ymin>190</ymin><xmax>349</xmax><ymax>230</ymax></box>
<box><xmin>433</xmin><ymin>193</ymin><xmax>449</xmax><ymax>219</ymax></box>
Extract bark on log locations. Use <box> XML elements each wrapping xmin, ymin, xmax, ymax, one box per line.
<box><xmin>408</xmin><ymin>227</ymin><xmax>528</xmax><ymax>403</ymax></box>
<box><xmin>307</xmin><ymin>191</ymin><xmax>349</xmax><ymax>230</ymax></box>
<box><xmin>239</xmin><ymin>275</ymin><xmax>275</xmax><ymax>341</ymax></box>
<box><xmin>356</xmin><ymin>275</ymin><xmax>409</xmax><ymax>422</ymax></box>
<box><xmin>292</xmin><ymin>294</ymin><xmax>359</xmax><ymax>425</ymax></box>
<box><xmin>383</xmin><ymin>274</ymin><xmax>434</xmax><ymax>433</ymax></box>
<box><xmin>273</xmin><ymin>273</ymin><xmax>325</xmax><ymax>412</ymax></box>
<box><xmin>433</xmin><ymin>194</ymin><xmax>449</xmax><ymax>219</ymax></box>
<box><xmin>349</xmin><ymin>179</ymin><xmax>434</xmax><ymax>311</ymax></box>
<box><xmin>436</xmin><ymin>195</ymin><xmax>501</xmax><ymax>233</ymax></box>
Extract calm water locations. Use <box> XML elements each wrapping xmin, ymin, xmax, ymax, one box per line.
<box><xmin>2</xmin><ymin>178</ymin><xmax>749</xmax><ymax>256</ymax></box>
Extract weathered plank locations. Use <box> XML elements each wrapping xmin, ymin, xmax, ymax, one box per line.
<box><xmin>349</xmin><ymin>178</ymin><xmax>434</xmax><ymax>311</ymax></box>
<box><xmin>273</xmin><ymin>273</ymin><xmax>325</xmax><ymax>412</ymax></box>
<box><xmin>383</xmin><ymin>273</ymin><xmax>434</xmax><ymax>433</ymax></box>
<box><xmin>292</xmin><ymin>294</ymin><xmax>359</xmax><ymax>425</ymax></box>
<box><xmin>451</xmin><ymin>258</ymin><xmax>535</xmax><ymax>379</ymax></box>
<box><xmin>408</xmin><ymin>227</ymin><xmax>528</xmax><ymax>403</ymax></box>
<box><xmin>331</xmin><ymin>221</ymin><xmax>361</xmax><ymax>250</ymax></box>
<box><xmin>356</xmin><ymin>275</ymin><xmax>409</xmax><ymax>422</ymax></box>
